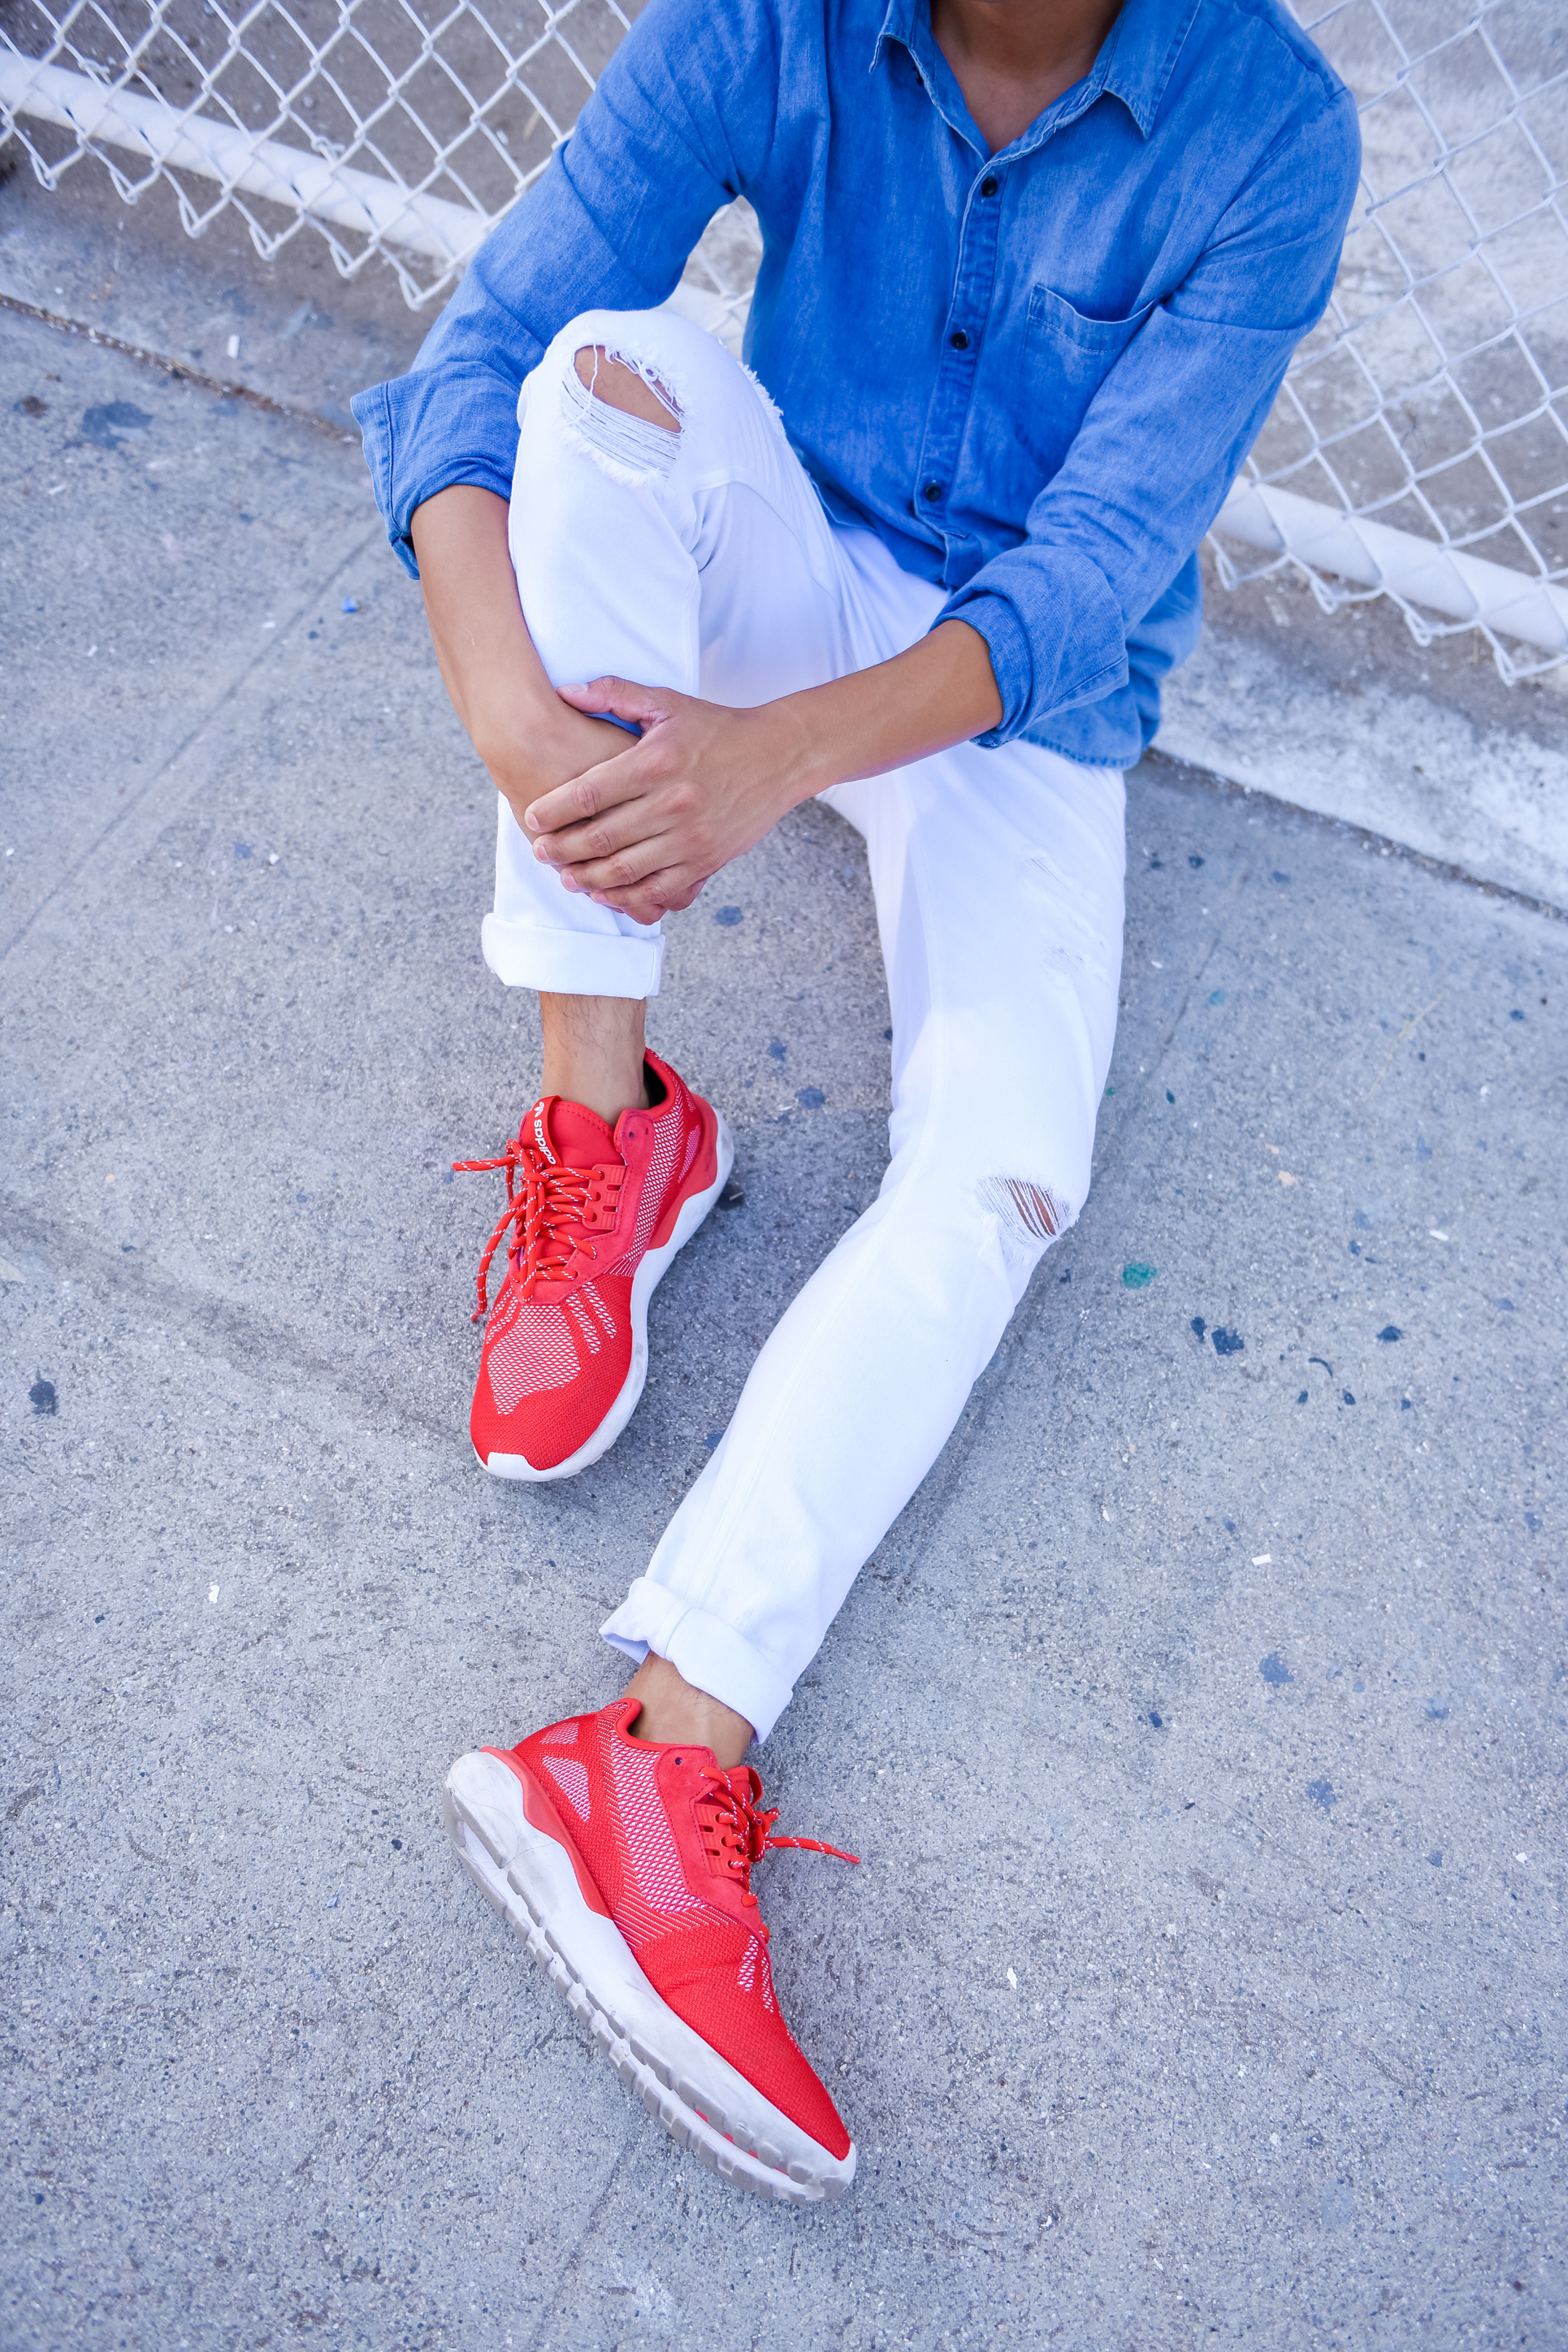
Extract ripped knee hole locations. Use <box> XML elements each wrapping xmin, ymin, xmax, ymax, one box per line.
<box><xmin>562</xmin><ymin>344</ymin><xmax>684</xmax><ymax>486</ymax></box>
<box><xmin>573</xmin><ymin>345</ymin><xmax>681</xmax><ymax>432</ymax></box>
<box><xmin>980</xmin><ymin>1177</ymin><xmax>1073</xmax><ymax>1246</ymax></box>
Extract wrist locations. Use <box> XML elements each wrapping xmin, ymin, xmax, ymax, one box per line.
<box><xmin>765</xmin><ymin>692</ymin><xmax>840</xmax><ymax>812</ymax></box>
<box><xmin>470</xmin><ymin>692</ymin><xmax>578</xmax><ymax>781</ymax></box>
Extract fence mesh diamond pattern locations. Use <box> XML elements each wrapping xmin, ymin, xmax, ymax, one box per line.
<box><xmin>2</xmin><ymin>0</ymin><xmax>1564</xmax><ymax>674</ymax></box>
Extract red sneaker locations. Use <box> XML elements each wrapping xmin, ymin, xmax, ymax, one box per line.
<box><xmin>455</xmin><ymin>1051</ymin><xmax>731</xmax><ymax>1480</ymax></box>
<box><xmin>444</xmin><ymin>1696</ymin><xmax>858</xmax><ymax>2203</ymax></box>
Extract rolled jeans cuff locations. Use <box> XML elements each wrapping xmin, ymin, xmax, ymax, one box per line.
<box><xmin>480</xmin><ymin>911</ymin><xmax>664</xmax><ymax>998</ymax></box>
<box><xmin>600</xmin><ymin>1575</ymin><xmax>795</xmax><ymax>1746</ymax></box>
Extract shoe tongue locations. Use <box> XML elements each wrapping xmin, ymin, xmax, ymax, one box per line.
<box><xmin>530</xmin><ymin>1095</ymin><xmax>621</xmax><ymax>1171</ymax></box>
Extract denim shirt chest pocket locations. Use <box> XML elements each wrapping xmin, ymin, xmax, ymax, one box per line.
<box><xmin>1011</xmin><ymin>284</ymin><xmax>1156</xmax><ymax>481</ymax></box>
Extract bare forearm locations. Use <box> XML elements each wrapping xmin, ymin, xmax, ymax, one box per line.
<box><xmin>411</xmin><ymin>486</ymin><xmax>549</xmax><ymax>746</ymax></box>
<box><xmin>771</xmin><ymin>618</ymin><xmax>1004</xmax><ymax>809</ymax></box>
<box><xmin>410</xmin><ymin>483</ymin><xmax>630</xmax><ymax>811</ymax></box>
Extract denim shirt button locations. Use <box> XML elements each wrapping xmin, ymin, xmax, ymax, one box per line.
<box><xmin>922</xmin><ymin>480</ymin><xmax>944</xmax><ymax>502</ymax></box>
<box><xmin>979</xmin><ymin>174</ymin><xmax>998</xmax><ymax>197</ymax></box>
<box><xmin>949</xmin><ymin>329</ymin><xmax>970</xmax><ymax>350</ymax></box>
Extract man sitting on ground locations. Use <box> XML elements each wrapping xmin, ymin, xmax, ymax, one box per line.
<box><xmin>353</xmin><ymin>0</ymin><xmax>1358</xmax><ymax>2203</ymax></box>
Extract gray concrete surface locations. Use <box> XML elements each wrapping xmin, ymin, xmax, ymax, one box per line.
<box><xmin>2</xmin><ymin>259</ymin><xmax>1566</xmax><ymax>2352</ymax></box>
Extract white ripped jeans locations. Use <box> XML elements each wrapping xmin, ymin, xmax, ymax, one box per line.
<box><xmin>493</xmin><ymin>310</ymin><xmax>1126</xmax><ymax>1743</ymax></box>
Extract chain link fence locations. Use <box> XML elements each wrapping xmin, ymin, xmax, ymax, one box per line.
<box><xmin>3</xmin><ymin>0</ymin><xmax>1564</xmax><ymax>674</ymax></box>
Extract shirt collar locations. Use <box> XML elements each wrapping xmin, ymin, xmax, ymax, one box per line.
<box><xmin>1098</xmin><ymin>0</ymin><xmax>1202</xmax><ymax>136</ymax></box>
<box><xmin>871</xmin><ymin>0</ymin><xmax>1199</xmax><ymax>145</ymax></box>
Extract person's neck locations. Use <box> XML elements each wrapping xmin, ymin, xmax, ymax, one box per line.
<box><xmin>929</xmin><ymin>0</ymin><xmax>1126</xmax><ymax>154</ymax></box>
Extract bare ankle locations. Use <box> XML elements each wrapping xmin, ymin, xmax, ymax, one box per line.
<box><xmin>538</xmin><ymin>992</ymin><xmax>650</xmax><ymax>1128</ymax></box>
<box><xmin>623</xmin><ymin>1653</ymin><xmax>753</xmax><ymax>1770</ymax></box>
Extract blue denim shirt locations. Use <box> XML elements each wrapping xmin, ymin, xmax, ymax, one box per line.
<box><xmin>352</xmin><ymin>0</ymin><xmax>1358</xmax><ymax>766</ymax></box>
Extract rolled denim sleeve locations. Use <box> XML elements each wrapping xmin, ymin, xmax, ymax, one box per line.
<box><xmin>937</xmin><ymin>85</ymin><xmax>1362</xmax><ymax>746</ymax></box>
<box><xmin>352</xmin><ymin>361</ymin><xmax>527</xmax><ymax>578</ymax></box>
<box><xmin>352</xmin><ymin>0</ymin><xmax>779</xmax><ymax>574</ymax></box>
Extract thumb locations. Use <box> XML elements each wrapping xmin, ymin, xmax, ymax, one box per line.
<box><xmin>556</xmin><ymin>676</ymin><xmax>676</xmax><ymax>732</ymax></box>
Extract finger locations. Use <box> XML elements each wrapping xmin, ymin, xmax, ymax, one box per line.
<box><xmin>587</xmin><ymin>888</ymin><xmax>669</xmax><ymax>924</ymax></box>
<box><xmin>556</xmin><ymin>677</ymin><xmax>682</xmax><ymax>731</ymax></box>
<box><xmin>552</xmin><ymin>831</ymin><xmax>681</xmax><ymax>896</ymax></box>
<box><xmin>533</xmin><ymin>762</ymin><xmax>695</xmax><ymax>869</ymax></box>
<box><xmin>522</xmin><ymin>735</ymin><xmax>651</xmax><ymax>839</ymax></box>
<box><xmin>590</xmin><ymin>863</ymin><xmax>707</xmax><ymax>921</ymax></box>
<box><xmin>533</xmin><ymin>793</ymin><xmax>671</xmax><ymax>869</ymax></box>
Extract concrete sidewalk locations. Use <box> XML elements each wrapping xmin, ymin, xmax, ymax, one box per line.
<box><xmin>2</xmin><ymin>292</ymin><xmax>1565</xmax><ymax>2352</ymax></box>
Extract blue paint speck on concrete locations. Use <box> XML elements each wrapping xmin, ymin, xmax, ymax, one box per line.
<box><xmin>1191</xmin><ymin>1316</ymin><xmax>1206</xmax><ymax>1339</ymax></box>
<box><xmin>1297</xmin><ymin>1388</ymin><xmax>1309</xmax><ymax>1403</ymax></box>
<box><xmin>1342</xmin><ymin>1388</ymin><xmax>1357</xmax><ymax>1404</ymax></box>
<box><xmin>1260</xmin><ymin>1652</ymin><xmax>1294</xmax><ymax>1687</ymax></box>
<box><xmin>1496</xmin><ymin>1297</ymin><xmax>1515</xmax><ymax>1311</ymax></box>
<box><xmin>1306</xmin><ymin>1778</ymin><xmax>1336</xmax><ymax>1811</ymax></box>
<box><xmin>1212</xmin><ymin>1327</ymin><xmax>1244</xmax><ymax>1356</ymax></box>
<box><xmin>715</xmin><ymin>907</ymin><xmax>743</xmax><ymax>926</ymax></box>
<box><xmin>796</xmin><ymin>1086</ymin><xmax>825</xmax><ymax>1108</ymax></box>
<box><xmin>1208</xmin><ymin>989</ymin><xmax>1225</xmax><ymax>1005</ymax></box>
<box><xmin>1377</xmin><ymin>1325</ymin><xmax>1402</xmax><ymax>1342</ymax></box>
<box><xmin>1427</xmin><ymin>1850</ymin><xmax>1443</xmax><ymax>1867</ymax></box>
<box><xmin>1122</xmin><ymin>1263</ymin><xmax>1156</xmax><ymax>1289</ymax></box>
<box><xmin>80</xmin><ymin>400</ymin><xmax>153</xmax><ymax>449</ymax></box>
<box><xmin>1510</xmin><ymin>1007</ymin><xmax>1525</xmax><ymax>1020</ymax></box>
<box><xmin>1425</xmin><ymin>1696</ymin><xmax>1449</xmax><ymax>1720</ymax></box>
<box><xmin>1189</xmin><ymin>855</ymin><xmax>1205</xmax><ymax>868</ymax></box>
<box><xmin>704</xmin><ymin>1432</ymin><xmax>721</xmax><ymax>1449</ymax></box>
<box><xmin>1271</xmin><ymin>871</ymin><xmax>1291</xmax><ymax>884</ymax></box>
<box><xmin>340</xmin><ymin>596</ymin><xmax>357</xmax><ymax>613</ymax></box>
<box><xmin>768</xmin><ymin>1039</ymin><xmax>786</xmax><ymax>1060</ymax></box>
<box><xmin>1319</xmin><ymin>2181</ymin><xmax>1354</xmax><ymax>2227</ymax></box>
<box><xmin>234</xmin><ymin>842</ymin><xmax>252</xmax><ymax>859</ymax></box>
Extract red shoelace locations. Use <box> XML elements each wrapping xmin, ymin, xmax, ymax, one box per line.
<box><xmin>695</xmin><ymin>1769</ymin><xmax>859</xmax><ymax>1912</ymax></box>
<box><xmin>452</xmin><ymin>1137</ymin><xmax>626</xmax><ymax>1322</ymax></box>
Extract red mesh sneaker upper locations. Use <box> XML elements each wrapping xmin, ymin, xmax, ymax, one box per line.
<box><xmin>457</xmin><ymin>1052</ymin><xmax>716</xmax><ymax>1471</ymax></box>
<box><xmin>503</xmin><ymin>1697</ymin><xmax>854</xmax><ymax>2160</ymax></box>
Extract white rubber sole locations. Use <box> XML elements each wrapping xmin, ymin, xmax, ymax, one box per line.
<box><xmin>443</xmin><ymin>1748</ymin><xmax>856</xmax><ymax>2205</ymax></box>
<box><xmin>479</xmin><ymin>1111</ymin><xmax>734</xmax><ymax>1484</ymax></box>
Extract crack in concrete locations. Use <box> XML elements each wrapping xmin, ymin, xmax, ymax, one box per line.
<box><xmin>0</xmin><ymin>508</ymin><xmax>384</xmax><ymax>966</ymax></box>
<box><xmin>0</xmin><ymin>1191</ymin><xmax>453</xmax><ymax>1445</ymax></box>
